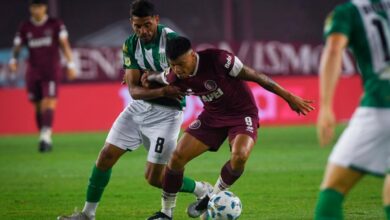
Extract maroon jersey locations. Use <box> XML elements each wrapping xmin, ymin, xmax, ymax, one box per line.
<box><xmin>14</xmin><ymin>17</ymin><xmax>67</xmax><ymax>80</ymax></box>
<box><xmin>166</xmin><ymin>49</ymin><xmax>259</xmax><ymax>126</ymax></box>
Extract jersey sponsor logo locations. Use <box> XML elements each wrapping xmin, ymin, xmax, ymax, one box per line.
<box><xmin>28</xmin><ymin>36</ymin><xmax>52</xmax><ymax>48</ymax></box>
<box><xmin>225</xmin><ymin>55</ymin><xmax>232</xmax><ymax>69</ymax></box>
<box><xmin>189</xmin><ymin>119</ymin><xmax>201</xmax><ymax>129</ymax></box>
<box><xmin>204</xmin><ymin>80</ymin><xmax>218</xmax><ymax>91</ymax></box>
<box><xmin>124</xmin><ymin>56</ymin><xmax>131</xmax><ymax>66</ymax></box>
<box><xmin>201</xmin><ymin>88</ymin><xmax>224</xmax><ymax>102</ymax></box>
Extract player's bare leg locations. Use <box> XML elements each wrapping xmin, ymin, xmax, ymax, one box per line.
<box><xmin>58</xmin><ymin>143</ymin><xmax>126</xmax><ymax>220</ymax></box>
<box><xmin>148</xmin><ymin>133</ymin><xmax>209</xmax><ymax>220</ymax></box>
<box><xmin>314</xmin><ymin>163</ymin><xmax>364</xmax><ymax>219</ymax></box>
<box><xmin>187</xmin><ymin>134</ymin><xmax>254</xmax><ymax>218</ymax></box>
<box><xmin>383</xmin><ymin>174</ymin><xmax>390</xmax><ymax>219</ymax></box>
<box><xmin>38</xmin><ymin>97</ymin><xmax>56</xmax><ymax>152</ymax></box>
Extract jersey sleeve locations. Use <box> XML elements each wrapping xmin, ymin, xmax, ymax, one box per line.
<box><xmin>324</xmin><ymin>4</ymin><xmax>353</xmax><ymax>39</ymax></box>
<box><xmin>13</xmin><ymin>22</ymin><xmax>26</xmax><ymax>46</ymax></box>
<box><xmin>215</xmin><ymin>50</ymin><xmax>243</xmax><ymax>77</ymax></box>
<box><xmin>122</xmin><ymin>37</ymin><xmax>140</xmax><ymax>70</ymax></box>
<box><xmin>57</xmin><ymin>19</ymin><xmax>69</xmax><ymax>40</ymax></box>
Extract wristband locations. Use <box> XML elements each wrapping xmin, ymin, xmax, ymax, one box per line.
<box><xmin>67</xmin><ymin>61</ymin><xmax>76</xmax><ymax>69</ymax></box>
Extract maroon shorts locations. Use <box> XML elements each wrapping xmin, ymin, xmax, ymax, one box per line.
<box><xmin>185</xmin><ymin>112</ymin><xmax>259</xmax><ymax>151</ymax></box>
<box><xmin>26</xmin><ymin>78</ymin><xmax>59</xmax><ymax>102</ymax></box>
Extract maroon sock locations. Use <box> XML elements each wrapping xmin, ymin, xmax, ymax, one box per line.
<box><xmin>35</xmin><ymin>111</ymin><xmax>42</xmax><ymax>130</ymax></box>
<box><xmin>162</xmin><ymin>167</ymin><xmax>184</xmax><ymax>194</ymax></box>
<box><xmin>220</xmin><ymin>160</ymin><xmax>244</xmax><ymax>186</ymax></box>
<box><xmin>42</xmin><ymin>109</ymin><xmax>54</xmax><ymax>128</ymax></box>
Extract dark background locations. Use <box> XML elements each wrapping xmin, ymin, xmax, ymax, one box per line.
<box><xmin>1</xmin><ymin>0</ymin><xmax>346</xmax><ymax>48</ymax></box>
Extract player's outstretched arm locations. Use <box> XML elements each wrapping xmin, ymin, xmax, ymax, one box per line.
<box><xmin>124</xmin><ymin>69</ymin><xmax>184</xmax><ymax>100</ymax></box>
<box><xmin>237</xmin><ymin>66</ymin><xmax>315</xmax><ymax>115</ymax></box>
<box><xmin>9</xmin><ymin>44</ymin><xmax>22</xmax><ymax>73</ymax></box>
<box><xmin>317</xmin><ymin>33</ymin><xmax>348</xmax><ymax>147</ymax></box>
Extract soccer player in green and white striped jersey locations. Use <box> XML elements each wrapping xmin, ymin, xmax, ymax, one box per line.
<box><xmin>316</xmin><ymin>0</ymin><xmax>390</xmax><ymax>219</ymax></box>
<box><xmin>58</xmin><ymin>1</ymin><xmax>211</xmax><ymax>220</ymax></box>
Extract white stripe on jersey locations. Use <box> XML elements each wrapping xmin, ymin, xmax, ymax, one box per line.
<box><xmin>135</xmin><ymin>40</ymin><xmax>146</xmax><ymax>69</ymax></box>
<box><xmin>144</xmin><ymin>48</ymin><xmax>157</xmax><ymax>70</ymax></box>
<box><xmin>13</xmin><ymin>36</ymin><xmax>22</xmax><ymax>46</ymax></box>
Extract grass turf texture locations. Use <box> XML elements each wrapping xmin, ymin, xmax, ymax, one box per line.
<box><xmin>0</xmin><ymin>125</ymin><xmax>384</xmax><ymax>219</ymax></box>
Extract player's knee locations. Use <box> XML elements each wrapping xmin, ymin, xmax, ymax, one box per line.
<box><xmin>145</xmin><ymin>175</ymin><xmax>162</xmax><ymax>188</ymax></box>
<box><xmin>170</xmin><ymin>151</ymin><xmax>187</xmax><ymax>169</ymax></box>
<box><xmin>231</xmin><ymin>151</ymin><xmax>249</xmax><ymax>167</ymax></box>
<box><xmin>41</xmin><ymin>98</ymin><xmax>57</xmax><ymax>110</ymax></box>
<box><xmin>96</xmin><ymin>145</ymin><xmax>117</xmax><ymax>170</ymax></box>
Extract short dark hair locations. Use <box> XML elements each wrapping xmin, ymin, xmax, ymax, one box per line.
<box><xmin>166</xmin><ymin>36</ymin><xmax>192</xmax><ymax>60</ymax></box>
<box><xmin>30</xmin><ymin>0</ymin><xmax>48</xmax><ymax>5</ymax></box>
<box><xmin>130</xmin><ymin>0</ymin><xmax>157</xmax><ymax>17</ymax></box>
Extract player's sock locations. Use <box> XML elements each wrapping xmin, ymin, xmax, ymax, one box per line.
<box><xmin>179</xmin><ymin>176</ymin><xmax>195</xmax><ymax>193</ymax></box>
<box><xmin>35</xmin><ymin>111</ymin><xmax>42</xmax><ymax>130</ymax></box>
<box><xmin>384</xmin><ymin>205</ymin><xmax>390</xmax><ymax>220</ymax></box>
<box><xmin>86</xmin><ymin>165</ymin><xmax>112</xmax><ymax>204</ymax></box>
<box><xmin>212</xmin><ymin>160</ymin><xmax>243</xmax><ymax>196</ymax></box>
<box><xmin>40</xmin><ymin>126</ymin><xmax>52</xmax><ymax>144</ymax></box>
<box><xmin>314</xmin><ymin>188</ymin><xmax>344</xmax><ymax>220</ymax></box>
<box><xmin>161</xmin><ymin>167</ymin><xmax>183</xmax><ymax>217</ymax></box>
<box><xmin>82</xmin><ymin>202</ymin><xmax>98</xmax><ymax>218</ymax></box>
<box><xmin>40</xmin><ymin>109</ymin><xmax>54</xmax><ymax>143</ymax></box>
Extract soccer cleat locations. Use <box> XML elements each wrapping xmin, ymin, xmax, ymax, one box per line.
<box><xmin>39</xmin><ymin>140</ymin><xmax>52</xmax><ymax>153</ymax></box>
<box><xmin>57</xmin><ymin>211</ymin><xmax>94</xmax><ymax>220</ymax></box>
<box><xmin>196</xmin><ymin>182</ymin><xmax>213</xmax><ymax>199</ymax></box>
<box><xmin>187</xmin><ymin>195</ymin><xmax>210</xmax><ymax>218</ymax></box>
<box><xmin>146</xmin><ymin>211</ymin><xmax>172</xmax><ymax>220</ymax></box>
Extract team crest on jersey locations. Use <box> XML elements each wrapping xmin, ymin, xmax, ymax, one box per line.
<box><xmin>27</xmin><ymin>32</ymin><xmax>33</xmax><ymax>39</ymax></box>
<box><xmin>204</xmin><ymin>80</ymin><xmax>217</xmax><ymax>91</ymax></box>
<box><xmin>189</xmin><ymin>119</ymin><xmax>201</xmax><ymax>129</ymax></box>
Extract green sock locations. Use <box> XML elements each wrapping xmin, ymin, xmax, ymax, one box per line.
<box><xmin>314</xmin><ymin>188</ymin><xmax>344</xmax><ymax>220</ymax></box>
<box><xmin>86</xmin><ymin>165</ymin><xmax>112</xmax><ymax>202</ymax></box>
<box><xmin>385</xmin><ymin>205</ymin><xmax>390</xmax><ymax>220</ymax></box>
<box><xmin>179</xmin><ymin>176</ymin><xmax>196</xmax><ymax>193</ymax></box>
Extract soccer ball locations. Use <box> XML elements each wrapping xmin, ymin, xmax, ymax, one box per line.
<box><xmin>207</xmin><ymin>191</ymin><xmax>242</xmax><ymax>220</ymax></box>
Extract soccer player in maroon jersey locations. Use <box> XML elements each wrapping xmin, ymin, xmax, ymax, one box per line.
<box><xmin>146</xmin><ymin>36</ymin><xmax>314</xmax><ymax>220</ymax></box>
<box><xmin>9</xmin><ymin>0</ymin><xmax>76</xmax><ymax>152</ymax></box>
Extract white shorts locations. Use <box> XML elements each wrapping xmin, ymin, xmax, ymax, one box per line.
<box><xmin>329</xmin><ymin>107</ymin><xmax>390</xmax><ymax>176</ymax></box>
<box><xmin>106</xmin><ymin>100</ymin><xmax>183</xmax><ymax>164</ymax></box>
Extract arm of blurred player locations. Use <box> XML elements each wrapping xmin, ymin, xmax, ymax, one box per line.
<box><xmin>9</xmin><ymin>42</ymin><xmax>22</xmax><ymax>74</ymax></box>
<box><xmin>124</xmin><ymin>69</ymin><xmax>184</xmax><ymax>100</ymax></box>
<box><xmin>317</xmin><ymin>33</ymin><xmax>348</xmax><ymax>147</ymax></box>
<box><xmin>237</xmin><ymin>65</ymin><xmax>314</xmax><ymax>116</ymax></box>
<box><xmin>59</xmin><ymin>36</ymin><xmax>76</xmax><ymax>81</ymax></box>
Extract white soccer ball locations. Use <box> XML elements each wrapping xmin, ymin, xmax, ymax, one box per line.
<box><xmin>207</xmin><ymin>191</ymin><xmax>242</xmax><ymax>220</ymax></box>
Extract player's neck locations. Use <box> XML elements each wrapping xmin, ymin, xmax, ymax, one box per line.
<box><xmin>189</xmin><ymin>53</ymin><xmax>199</xmax><ymax>77</ymax></box>
<box><xmin>31</xmin><ymin>15</ymin><xmax>48</xmax><ymax>26</ymax></box>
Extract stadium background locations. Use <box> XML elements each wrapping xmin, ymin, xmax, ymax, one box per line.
<box><xmin>1</xmin><ymin>1</ymin><xmax>385</xmax><ymax>220</ymax></box>
<box><xmin>0</xmin><ymin>0</ymin><xmax>361</xmax><ymax>134</ymax></box>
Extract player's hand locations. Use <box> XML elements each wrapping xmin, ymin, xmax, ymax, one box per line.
<box><xmin>317</xmin><ymin>108</ymin><xmax>336</xmax><ymax>147</ymax></box>
<box><xmin>66</xmin><ymin>67</ymin><xmax>77</xmax><ymax>81</ymax></box>
<box><xmin>162</xmin><ymin>85</ymin><xmax>184</xmax><ymax>101</ymax></box>
<box><xmin>141</xmin><ymin>71</ymin><xmax>151</xmax><ymax>88</ymax></box>
<box><xmin>285</xmin><ymin>93</ymin><xmax>315</xmax><ymax>116</ymax></box>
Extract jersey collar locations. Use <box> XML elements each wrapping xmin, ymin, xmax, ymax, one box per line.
<box><xmin>30</xmin><ymin>15</ymin><xmax>48</xmax><ymax>26</ymax></box>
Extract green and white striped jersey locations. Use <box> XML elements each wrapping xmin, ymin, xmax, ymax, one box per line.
<box><xmin>325</xmin><ymin>0</ymin><xmax>390</xmax><ymax>107</ymax></box>
<box><xmin>122</xmin><ymin>24</ymin><xmax>184</xmax><ymax>109</ymax></box>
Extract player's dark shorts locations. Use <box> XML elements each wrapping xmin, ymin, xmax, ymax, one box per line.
<box><xmin>26</xmin><ymin>69</ymin><xmax>60</xmax><ymax>102</ymax></box>
<box><xmin>185</xmin><ymin>111</ymin><xmax>259</xmax><ymax>151</ymax></box>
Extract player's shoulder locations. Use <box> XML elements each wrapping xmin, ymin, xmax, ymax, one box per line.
<box><xmin>123</xmin><ymin>34</ymin><xmax>138</xmax><ymax>53</ymax></box>
<box><xmin>199</xmin><ymin>48</ymin><xmax>234</xmax><ymax>65</ymax></box>
<box><xmin>332</xmin><ymin>1</ymin><xmax>357</xmax><ymax>15</ymax></box>
<box><xmin>47</xmin><ymin>17</ymin><xmax>64</xmax><ymax>26</ymax></box>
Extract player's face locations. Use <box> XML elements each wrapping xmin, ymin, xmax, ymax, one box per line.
<box><xmin>30</xmin><ymin>4</ymin><xmax>47</xmax><ymax>21</ymax></box>
<box><xmin>169</xmin><ymin>50</ymin><xmax>197</xmax><ymax>79</ymax></box>
<box><xmin>131</xmin><ymin>15</ymin><xmax>159</xmax><ymax>43</ymax></box>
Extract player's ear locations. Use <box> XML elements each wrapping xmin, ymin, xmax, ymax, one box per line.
<box><xmin>153</xmin><ymin>15</ymin><xmax>160</xmax><ymax>24</ymax></box>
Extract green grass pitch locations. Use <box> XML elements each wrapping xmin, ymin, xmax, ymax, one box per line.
<box><xmin>0</xmin><ymin>125</ymin><xmax>384</xmax><ymax>219</ymax></box>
